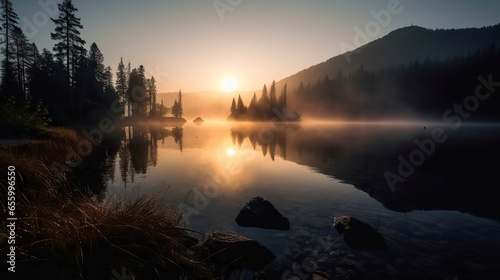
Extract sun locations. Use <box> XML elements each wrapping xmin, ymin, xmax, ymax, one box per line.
<box><xmin>226</xmin><ymin>148</ymin><xmax>236</xmax><ymax>157</ymax></box>
<box><xmin>221</xmin><ymin>76</ymin><xmax>238</xmax><ymax>92</ymax></box>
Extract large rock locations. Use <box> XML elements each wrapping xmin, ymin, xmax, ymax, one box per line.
<box><xmin>333</xmin><ymin>216</ymin><xmax>387</xmax><ymax>250</ymax></box>
<box><xmin>236</xmin><ymin>196</ymin><xmax>290</xmax><ymax>230</ymax></box>
<box><xmin>192</xmin><ymin>230</ymin><xmax>275</xmax><ymax>270</ymax></box>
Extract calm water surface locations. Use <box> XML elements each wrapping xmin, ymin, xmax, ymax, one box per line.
<box><xmin>95</xmin><ymin>121</ymin><xmax>500</xmax><ymax>279</ymax></box>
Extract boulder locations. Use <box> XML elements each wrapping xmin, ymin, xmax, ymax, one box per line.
<box><xmin>333</xmin><ymin>216</ymin><xmax>387</xmax><ymax>250</ymax></box>
<box><xmin>193</xmin><ymin>117</ymin><xmax>204</xmax><ymax>126</ymax></box>
<box><xmin>236</xmin><ymin>196</ymin><xmax>290</xmax><ymax>230</ymax></box>
<box><xmin>192</xmin><ymin>230</ymin><xmax>275</xmax><ymax>270</ymax></box>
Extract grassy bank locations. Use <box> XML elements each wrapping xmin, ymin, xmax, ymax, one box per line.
<box><xmin>0</xmin><ymin>127</ymin><xmax>210</xmax><ymax>279</ymax></box>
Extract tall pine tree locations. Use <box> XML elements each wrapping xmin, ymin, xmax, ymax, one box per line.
<box><xmin>258</xmin><ymin>84</ymin><xmax>270</xmax><ymax>120</ymax></box>
<box><xmin>148</xmin><ymin>77</ymin><xmax>157</xmax><ymax>117</ymax></box>
<box><xmin>269</xmin><ymin>80</ymin><xmax>277</xmax><ymax>112</ymax></box>
<box><xmin>177</xmin><ymin>90</ymin><xmax>183</xmax><ymax>118</ymax></box>
<box><xmin>0</xmin><ymin>0</ymin><xmax>20</xmax><ymax>99</ymax></box>
<box><xmin>51</xmin><ymin>0</ymin><xmax>86</xmax><ymax>94</ymax></box>
<box><xmin>115</xmin><ymin>57</ymin><xmax>128</xmax><ymax>115</ymax></box>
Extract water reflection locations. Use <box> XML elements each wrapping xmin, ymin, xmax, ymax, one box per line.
<box><xmin>94</xmin><ymin>121</ymin><xmax>500</xmax><ymax>278</ymax></box>
<box><xmin>119</xmin><ymin>126</ymin><xmax>183</xmax><ymax>185</ymax></box>
<box><xmin>99</xmin><ymin>122</ymin><xmax>500</xmax><ymax>221</ymax></box>
<box><xmin>230</xmin><ymin>124</ymin><xmax>292</xmax><ymax>160</ymax></box>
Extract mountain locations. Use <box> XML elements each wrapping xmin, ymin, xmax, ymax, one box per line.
<box><xmin>276</xmin><ymin>24</ymin><xmax>500</xmax><ymax>92</ymax></box>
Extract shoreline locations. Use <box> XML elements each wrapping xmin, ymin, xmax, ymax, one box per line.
<box><xmin>0</xmin><ymin>127</ymin><xmax>271</xmax><ymax>279</ymax></box>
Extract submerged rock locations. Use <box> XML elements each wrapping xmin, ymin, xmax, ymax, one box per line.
<box><xmin>192</xmin><ymin>230</ymin><xmax>275</xmax><ymax>270</ymax></box>
<box><xmin>333</xmin><ymin>216</ymin><xmax>387</xmax><ymax>250</ymax></box>
<box><xmin>236</xmin><ymin>196</ymin><xmax>290</xmax><ymax>230</ymax></box>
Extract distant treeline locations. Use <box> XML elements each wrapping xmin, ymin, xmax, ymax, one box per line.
<box><xmin>0</xmin><ymin>0</ymin><xmax>182</xmax><ymax>135</ymax></box>
<box><xmin>228</xmin><ymin>80</ymin><xmax>292</xmax><ymax>121</ymax></box>
<box><xmin>289</xmin><ymin>44</ymin><xmax>500</xmax><ymax>120</ymax></box>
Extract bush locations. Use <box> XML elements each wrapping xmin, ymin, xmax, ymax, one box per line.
<box><xmin>0</xmin><ymin>97</ymin><xmax>52</xmax><ymax>135</ymax></box>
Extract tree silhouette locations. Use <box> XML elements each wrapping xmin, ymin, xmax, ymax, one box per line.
<box><xmin>11</xmin><ymin>26</ymin><xmax>29</xmax><ymax>99</ymax></box>
<box><xmin>177</xmin><ymin>90</ymin><xmax>183</xmax><ymax>118</ymax></box>
<box><xmin>230</xmin><ymin>97</ymin><xmax>236</xmax><ymax>116</ymax></box>
<box><xmin>172</xmin><ymin>99</ymin><xmax>179</xmax><ymax>118</ymax></box>
<box><xmin>127</xmin><ymin>66</ymin><xmax>147</xmax><ymax>118</ymax></box>
<box><xmin>0</xmin><ymin>0</ymin><xmax>20</xmax><ymax>99</ymax></box>
<box><xmin>148</xmin><ymin>77</ymin><xmax>157</xmax><ymax>117</ymax></box>
<box><xmin>278</xmin><ymin>84</ymin><xmax>287</xmax><ymax>114</ymax></box>
<box><xmin>248</xmin><ymin>92</ymin><xmax>258</xmax><ymax>118</ymax></box>
<box><xmin>51</xmin><ymin>0</ymin><xmax>86</xmax><ymax>115</ymax></box>
<box><xmin>258</xmin><ymin>84</ymin><xmax>270</xmax><ymax>120</ymax></box>
<box><xmin>269</xmin><ymin>80</ymin><xmax>278</xmax><ymax>113</ymax></box>
<box><xmin>115</xmin><ymin>57</ymin><xmax>128</xmax><ymax>116</ymax></box>
<box><xmin>237</xmin><ymin>94</ymin><xmax>247</xmax><ymax>116</ymax></box>
<box><xmin>227</xmin><ymin>83</ymin><xmax>292</xmax><ymax>121</ymax></box>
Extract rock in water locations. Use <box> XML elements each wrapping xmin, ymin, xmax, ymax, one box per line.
<box><xmin>191</xmin><ymin>230</ymin><xmax>275</xmax><ymax>270</ymax></box>
<box><xmin>236</xmin><ymin>196</ymin><xmax>289</xmax><ymax>230</ymax></box>
<box><xmin>333</xmin><ymin>216</ymin><xmax>387</xmax><ymax>250</ymax></box>
<box><xmin>193</xmin><ymin>117</ymin><xmax>204</xmax><ymax>126</ymax></box>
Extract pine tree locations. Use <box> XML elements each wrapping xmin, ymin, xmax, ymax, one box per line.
<box><xmin>258</xmin><ymin>84</ymin><xmax>270</xmax><ymax>119</ymax></box>
<box><xmin>230</xmin><ymin>97</ymin><xmax>236</xmax><ymax>116</ymax></box>
<box><xmin>88</xmin><ymin>43</ymin><xmax>105</xmax><ymax>89</ymax></box>
<box><xmin>248</xmin><ymin>92</ymin><xmax>258</xmax><ymax>118</ymax></box>
<box><xmin>148</xmin><ymin>77</ymin><xmax>157</xmax><ymax>117</ymax></box>
<box><xmin>126</xmin><ymin>61</ymin><xmax>131</xmax><ymax>116</ymax></box>
<box><xmin>11</xmin><ymin>26</ymin><xmax>29</xmax><ymax>99</ymax></box>
<box><xmin>0</xmin><ymin>0</ymin><xmax>20</xmax><ymax>99</ymax></box>
<box><xmin>237</xmin><ymin>94</ymin><xmax>247</xmax><ymax>116</ymax></box>
<box><xmin>128</xmin><ymin>66</ymin><xmax>147</xmax><ymax>117</ymax></box>
<box><xmin>51</xmin><ymin>0</ymin><xmax>86</xmax><ymax>91</ymax></box>
<box><xmin>172</xmin><ymin>99</ymin><xmax>179</xmax><ymax>118</ymax></box>
<box><xmin>177</xmin><ymin>90</ymin><xmax>183</xmax><ymax>118</ymax></box>
<box><xmin>269</xmin><ymin>80</ymin><xmax>278</xmax><ymax>112</ymax></box>
<box><xmin>278</xmin><ymin>84</ymin><xmax>287</xmax><ymax>114</ymax></box>
<box><xmin>103</xmin><ymin>66</ymin><xmax>117</xmax><ymax>104</ymax></box>
<box><xmin>115</xmin><ymin>57</ymin><xmax>128</xmax><ymax>114</ymax></box>
<box><xmin>115</xmin><ymin>57</ymin><xmax>128</xmax><ymax>116</ymax></box>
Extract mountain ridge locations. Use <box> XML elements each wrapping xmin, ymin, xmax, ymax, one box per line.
<box><xmin>276</xmin><ymin>23</ymin><xmax>500</xmax><ymax>91</ymax></box>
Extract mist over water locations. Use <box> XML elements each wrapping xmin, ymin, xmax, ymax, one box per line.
<box><xmin>89</xmin><ymin>120</ymin><xmax>500</xmax><ymax>278</ymax></box>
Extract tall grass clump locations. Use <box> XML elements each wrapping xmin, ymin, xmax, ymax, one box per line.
<box><xmin>0</xmin><ymin>127</ymin><xmax>211</xmax><ymax>279</ymax></box>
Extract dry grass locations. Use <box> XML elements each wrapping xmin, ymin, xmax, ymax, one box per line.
<box><xmin>14</xmin><ymin>193</ymin><xmax>208</xmax><ymax>279</ymax></box>
<box><xmin>0</xmin><ymin>127</ymin><xmax>213</xmax><ymax>279</ymax></box>
<box><xmin>0</xmin><ymin>127</ymin><xmax>89</xmax><ymax>189</ymax></box>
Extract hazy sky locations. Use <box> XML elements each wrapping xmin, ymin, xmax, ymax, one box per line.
<box><xmin>14</xmin><ymin>0</ymin><xmax>500</xmax><ymax>93</ymax></box>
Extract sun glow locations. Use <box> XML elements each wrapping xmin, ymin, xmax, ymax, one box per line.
<box><xmin>226</xmin><ymin>148</ymin><xmax>236</xmax><ymax>156</ymax></box>
<box><xmin>221</xmin><ymin>76</ymin><xmax>238</xmax><ymax>92</ymax></box>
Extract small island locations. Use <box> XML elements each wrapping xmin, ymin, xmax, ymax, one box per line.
<box><xmin>120</xmin><ymin>89</ymin><xmax>187</xmax><ymax>126</ymax></box>
<box><xmin>227</xmin><ymin>80</ymin><xmax>300</xmax><ymax>122</ymax></box>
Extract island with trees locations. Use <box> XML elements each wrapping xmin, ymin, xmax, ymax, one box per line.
<box><xmin>227</xmin><ymin>80</ymin><xmax>300</xmax><ymax>122</ymax></box>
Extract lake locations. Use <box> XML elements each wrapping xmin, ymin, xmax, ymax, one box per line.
<box><xmin>79</xmin><ymin>120</ymin><xmax>500</xmax><ymax>279</ymax></box>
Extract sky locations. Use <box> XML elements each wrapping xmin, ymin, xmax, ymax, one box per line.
<box><xmin>13</xmin><ymin>0</ymin><xmax>500</xmax><ymax>93</ymax></box>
